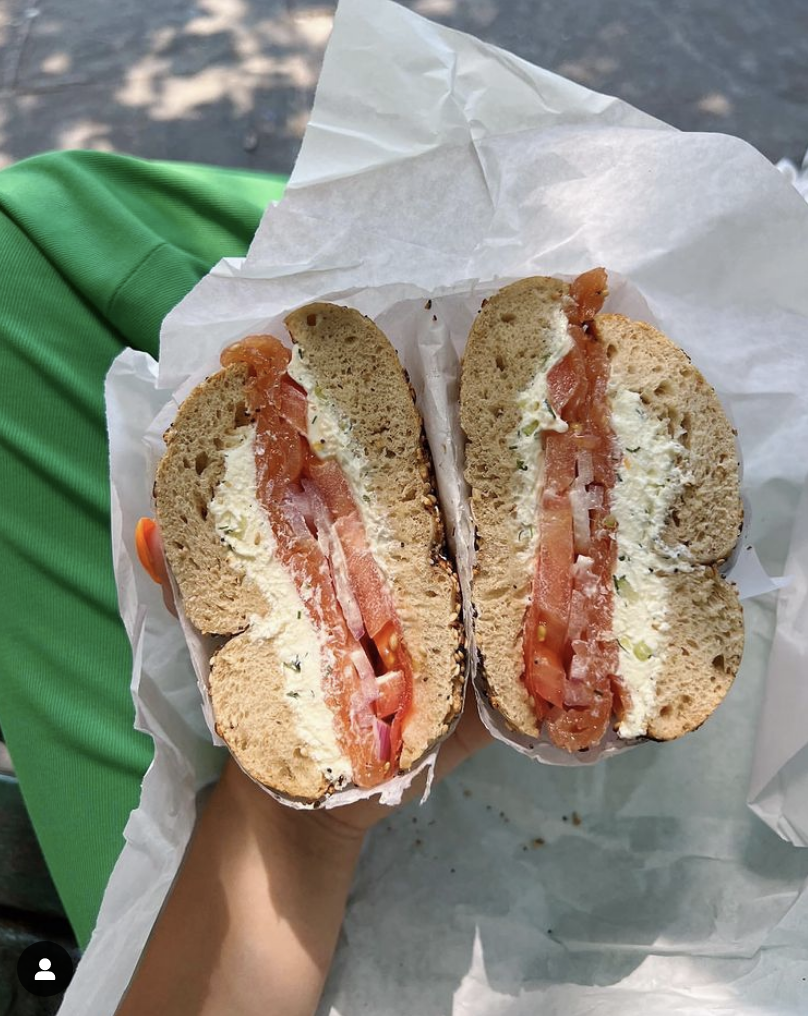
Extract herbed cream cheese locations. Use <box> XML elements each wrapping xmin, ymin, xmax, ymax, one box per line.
<box><xmin>508</xmin><ymin>306</ymin><xmax>692</xmax><ymax>740</ymax></box>
<box><xmin>286</xmin><ymin>345</ymin><xmax>394</xmax><ymax>581</ymax></box>
<box><xmin>608</xmin><ymin>387</ymin><xmax>692</xmax><ymax>737</ymax></box>
<box><xmin>511</xmin><ymin>305</ymin><xmax>572</xmax><ymax>573</ymax></box>
<box><xmin>209</xmin><ymin>425</ymin><xmax>352</xmax><ymax>783</ymax></box>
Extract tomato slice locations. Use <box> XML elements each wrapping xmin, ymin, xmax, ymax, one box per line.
<box><xmin>279</xmin><ymin>377</ymin><xmax>308</xmax><ymax>436</ymax></box>
<box><xmin>375</xmin><ymin>621</ymin><xmax>400</xmax><ymax>670</ymax></box>
<box><xmin>545</xmin><ymin>685</ymin><xmax>612</xmax><ymax>751</ymax></box>
<box><xmin>135</xmin><ymin>517</ymin><xmax>163</xmax><ymax>585</ymax></box>
<box><xmin>525</xmin><ymin>643</ymin><xmax>565</xmax><ymax>710</ymax></box>
<box><xmin>305</xmin><ymin>456</ymin><xmax>358</xmax><ymax>519</ymax></box>
<box><xmin>568</xmin><ymin>267</ymin><xmax>608</xmax><ymax>324</ymax></box>
<box><xmin>373</xmin><ymin>621</ymin><xmax>413</xmax><ymax>761</ymax></box>
<box><xmin>520</xmin><ymin>268</ymin><xmax>626</xmax><ymax>751</ymax></box>
<box><xmin>221</xmin><ymin>337</ymin><xmax>415</xmax><ymax>787</ymax></box>
<box><xmin>376</xmin><ymin>670</ymin><xmax>406</xmax><ymax>719</ymax></box>
<box><xmin>525</xmin><ymin>505</ymin><xmax>574</xmax><ymax>651</ymax></box>
<box><xmin>333</xmin><ymin>514</ymin><xmax>394</xmax><ymax>639</ymax></box>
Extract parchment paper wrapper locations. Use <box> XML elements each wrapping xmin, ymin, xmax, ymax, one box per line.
<box><xmin>747</xmin><ymin>156</ymin><xmax>808</xmax><ymax>846</ymax></box>
<box><xmin>60</xmin><ymin>1</ymin><xmax>808</xmax><ymax>1013</ymax></box>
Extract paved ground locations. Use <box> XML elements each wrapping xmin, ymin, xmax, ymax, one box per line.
<box><xmin>1</xmin><ymin>0</ymin><xmax>807</xmax><ymax>174</ymax></box>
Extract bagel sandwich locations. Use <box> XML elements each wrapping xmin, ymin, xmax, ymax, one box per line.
<box><xmin>460</xmin><ymin>270</ymin><xmax>744</xmax><ymax>752</ymax></box>
<box><xmin>154</xmin><ymin>304</ymin><xmax>464</xmax><ymax>800</ymax></box>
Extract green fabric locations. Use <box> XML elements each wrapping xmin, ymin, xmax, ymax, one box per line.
<box><xmin>0</xmin><ymin>150</ymin><xmax>286</xmax><ymax>948</ymax></box>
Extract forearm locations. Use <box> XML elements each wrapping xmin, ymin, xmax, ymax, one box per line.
<box><xmin>117</xmin><ymin>758</ymin><xmax>364</xmax><ymax>1016</ymax></box>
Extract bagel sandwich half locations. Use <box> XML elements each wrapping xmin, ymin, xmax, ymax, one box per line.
<box><xmin>460</xmin><ymin>271</ymin><xmax>744</xmax><ymax>752</ymax></box>
<box><xmin>155</xmin><ymin>304</ymin><xmax>464</xmax><ymax>801</ymax></box>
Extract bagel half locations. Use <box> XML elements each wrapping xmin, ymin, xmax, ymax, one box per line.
<box><xmin>460</xmin><ymin>274</ymin><xmax>743</xmax><ymax>750</ymax></box>
<box><xmin>155</xmin><ymin>304</ymin><xmax>464</xmax><ymax>800</ymax></box>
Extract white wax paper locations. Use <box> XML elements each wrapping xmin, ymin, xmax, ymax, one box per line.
<box><xmin>60</xmin><ymin>1</ymin><xmax>808</xmax><ymax>1013</ymax></box>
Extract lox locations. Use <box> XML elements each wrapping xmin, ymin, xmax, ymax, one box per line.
<box><xmin>460</xmin><ymin>271</ymin><xmax>744</xmax><ymax>751</ymax></box>
<box><xmin>153</xmin><ymin>305</ymin><xmax>464</xmax><ymax>802</ymax></box>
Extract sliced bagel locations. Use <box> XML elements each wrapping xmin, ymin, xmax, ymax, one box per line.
<box><xmin>460</xmin><ymin>276</ymin><xmax>743</xmax><ymax>749</ymax></box>
<box><xmin>460</xmin><ymin>278</ymin><xmax>568</xmax><ymax>737</ymax></box>
<box><xmin>594</xmin><ymin>312</ymin><xmax>743</xmax><ymax>740</ymax></box>
<box><xmin>155</xmin><ymin>305</ymin><xmax>463</xmax><ymax>800</ymax></box>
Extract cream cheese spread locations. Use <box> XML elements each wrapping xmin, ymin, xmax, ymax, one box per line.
<box><xmin>287</xmin><ymin>345</ymin><xmax>394</xmax><ymax>582</ymax></box>
<box><xmin>608</xmin><ymin>387</ymin><xmax>692</xmax><ymax>737</ymax></box>
<box><xmin>209</xmin><ymin>425</ymin><xmax>352</xmax><ymax>782</ymax></box>
<box><xmin>511</xmin><ymin>305</ymin><xmax>572</xmax><ymax>573</ymax></box>
<box><xmin>509</xmin><ymin>304</ymin><xmax>692</xmax><ymax>740</ymax></box>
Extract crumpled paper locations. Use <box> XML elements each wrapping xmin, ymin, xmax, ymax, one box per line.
<box><xmin>748</xmin><ymin>476</ymin><xmax>808</xmax><ymax>843</ymax></box>
<box><xmin>777</xmin><ymin>148</ymin><xmax>808</xmax><ymax>201</ymax></box>
<box><xmin>59</xmin><ymin>1</ymin><xmax>808</xmax><ymax>1013</ymax></box>
<box><xmin>743</xmin><ymin>156</ymin><xmax>808</xmax><ymax>841</ymax></box>
<box><xmin>747</xmin><ymin>160</ymin><xmax>808</xmax><ymax>848</ymax></box>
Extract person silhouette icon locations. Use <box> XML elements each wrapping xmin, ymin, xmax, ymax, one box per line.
<box><xmin>17</xmin><ymin>941</ymin><xmax>73</xmax><ymax>995</ymax></box>
<box><xmin>34</xmin><ymin>957</ymin><xmax>56</xmax><ymax>981</ymax></box>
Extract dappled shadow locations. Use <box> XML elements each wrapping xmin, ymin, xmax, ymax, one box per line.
<box><xmin>0</xmin><ymin>0</ymin><xmax>336</xmax><ymax>172</ymax></box>
<box><xmin>1</xmin><ymin>0</ymin><xmax>808</xmax><ymax>172</ymax></box>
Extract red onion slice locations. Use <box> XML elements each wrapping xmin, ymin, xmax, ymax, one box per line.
<box><xmin>568</xmin><ymin>650</ymin><xmax>590</xmax><ymax>682</ymax></box>
<box><xmin>349</xmin><ymin>652</ymin><xmax>378</xmax><ymax>732</ymax></box>
<box><xmin>570</xmin><ymin>481</ymin><xmax>591</xmax><ymax>553</ymax></box>
<box><xmin>350</xmin><ymin>691</ymin><xmax>375</xmax><ymax>730</ymax></box>
<box><xmin>576</xmin><ymin>449</ymin><xmax>594</xmax><ymax>486</ymax></box>
<box><xmin>563</xmin><ymin>678</ymin><xmax>594</xmax><ymax>707</ymax></box>
<box><xmin>300</xmin><ymin>476</ymin><xmax>365</xmax><ymax>639</ymax></box>
<box><xmin>375</xmin><ymin>668</ymin><xmax>405</xmax><ymax>719</ymax></box>
<box><xmin>330</xmin><ymin>531</ymin><xmax>365</xmax><ymax>640</ymax></box>
<box><xmin>567</xmin><ymin>589</ymin><xmax>588</xmax><ymax>642</ymax></box>
<box><xmin>372</xmin><ymin>717</ymin><xmax>392</xmax><ymax>762</ymax></box>
<box><xmin>570</xmin><ymin>479</ymin><xmax>605</xmax><ymax>554</ymax></box>
<box><xmin>301</xmin><ymin>477</ymin><xmax>332</xmax><ymax>559</ymax></box>
<box><xmin>282</xmin><ymin>486</ymin><xmax>315</xmax><ymax>531</ymax></box>
<box><xmin>570</xmin><ymin>639</ymin><xmax>612</xmax><ymax>683</ymax></box>
<box><xmin>350</xmin><ymin>648</ymin><xmax>378</xmax><ymax>702</ymax></box>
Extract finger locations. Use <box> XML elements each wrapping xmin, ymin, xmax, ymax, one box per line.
<box><xmin>390</xmin><ymin>697</ymin><xmax>493</xmax><ymax>813</ymax></box>
<box><xmin>160</xmin><ymin>579</ymin><xmax>178</xmax><ymax>617</ymax></box>
<box><xmin>431</xmin><ymin>696</ymin><xmax>492</xmax><ymax>784</ymax></box>
<box><xmin>308</xmin><ymin>697</ymin><xmax>493</xmax><ymax>837</ymax></box>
